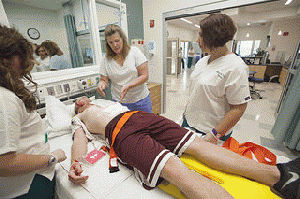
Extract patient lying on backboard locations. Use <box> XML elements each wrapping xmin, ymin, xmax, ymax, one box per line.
<box><xmin>68</xmin><ymin>97</ymin><xmax>300</xmax><ymax>199</ymax></box>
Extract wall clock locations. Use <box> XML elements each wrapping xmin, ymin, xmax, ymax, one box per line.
<box><xmin>27</xmin><ymin>28</ymin><xmax>40</xmax><ymax>40</ymax></box>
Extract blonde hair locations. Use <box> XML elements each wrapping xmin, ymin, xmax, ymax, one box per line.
<box><xmin>104</xmin><ymin>24</ymin><xmax>130</xmax><ymax>59</ymax></box>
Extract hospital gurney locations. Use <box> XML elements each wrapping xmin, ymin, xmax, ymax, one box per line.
<box><xmin>45</xmin><ymin>96</ymin><xmax>288</xmax><ymax>199</ymax></box>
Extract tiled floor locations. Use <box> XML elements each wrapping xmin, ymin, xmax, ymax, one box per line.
<box><xmin>161</xmin><ymin>67</ymin><xmax>300</xmax><ymax>162</ymax></box>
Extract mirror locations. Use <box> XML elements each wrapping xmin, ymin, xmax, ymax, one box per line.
<box><xmin>2</xmin><ymin>0</ymin><xmax>75</xmax><ymax>73</ymax></box>
<box><xmin>2</xmin><ymin>0</ymin><xmax>124</xmax><ymax>75</ymax></box>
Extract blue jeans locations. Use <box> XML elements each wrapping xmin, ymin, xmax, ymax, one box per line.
<box><xmin>181</xmin><ymin>115</ymin><xmax>232</xmax><ymax>141</ymax></box>
<box><xmin>113</xmin><ymin>94</ymin><xmax>152</xmax><ymax>113</ymax></box>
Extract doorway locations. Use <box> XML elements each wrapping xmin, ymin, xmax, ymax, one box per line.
<box><xmin>166</xmin><ymin>38</ymin><xmax>180</xmax><ymax>77</ymax></box>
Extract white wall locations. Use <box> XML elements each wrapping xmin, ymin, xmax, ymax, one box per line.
<box><xmin>268</xmin><ymin>17</ymin><xmax>300</xmax><ymax>62</ymax></box>
<box><xmin>236</xmin><ymin>24</ymin><xmax>271</xmax><ymax>51</ymax></box>
<box><xmin>142</xmin><ymin>0</ymin><xmax>269</xmax><ymax>84</ymax></box>
<box><xmin>166</xmin><ymin>22</ymin><xmax>198</xmax><ymax>42</ymax></box>
<box><xmin>2</xmin><ymin>1</ymin><xmax>70</xmax><ymax>60</ymax></box>
<box><xmin>0</xmin><ymin>0</ymin><xmax>9</xmax><ymax>26</ymax></box>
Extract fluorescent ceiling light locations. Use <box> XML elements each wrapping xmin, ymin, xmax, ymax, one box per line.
<box><xmin>247</xmin><ymin>23</ymin><xmax>251</xmax><ymax>26</ymax></box>
<box><xmin>285</xmin><ymin>0</ymin><xmax>293</xmax><ymax>5</ymax></box>
<box><xmin>246</xmin><ymin>33</ymin><xmax>250</xmax><ymax>37</ymax></box>
<box><xmin>180</xmin><ymin>18</ymin><xmax>192</xmax><ymax>24</ymax></box>
<box><xmin>195</xmin><ymin>24</ymin><xmax>200</xmax><ymax>28</ymax></box>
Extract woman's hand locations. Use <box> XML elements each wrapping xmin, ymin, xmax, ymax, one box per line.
<box><xmin>51</xmin><ymin>149</ymin><xmax>67</xmax><ymax>163</ymax></box>
<box><xmin>96</xmin><ymin>76</ymin><xmax>109</xmax><ymax>98</ymax></box>
<box><xmin>68</xmin><ymin>161</ymin><xmax>89</xmax><ymax>184</ymax></box>
<box><xmin>97</xmin><ymin>81</ymin><xmax>107</xmax><ymax>98</ymax></box>
<box><xmin>203</xmin><ymin>133</ymin><xmax>218</xmax><ymax>144</ymax></box>
<box><xmin>120</xmin><ymin>85</ymin><xmax>130</xmax><ymax>103</ymax></box>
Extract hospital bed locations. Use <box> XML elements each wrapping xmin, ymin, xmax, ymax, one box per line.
<box><xmin>45</xmin><ymin>96</ymin><xmax>174</xmax><ymax>199</ymax></box>
<box><xmin>28</xmin><ymin>67</ymin><xmax>174</xmax><ymax>199</ymax></box>
<box><xmin>33</xmin><ymin>67</ymin><xmax>289</xmax><ymax>199</ymax></box>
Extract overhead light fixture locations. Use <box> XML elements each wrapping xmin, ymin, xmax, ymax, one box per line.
<box><xmin>180</xmin><ymin>18</ymin><xmax>193</xmax><ymax>24</ymax></box>
<box><xmin>285</xmin><ymin>0</ymin><xmax>293</xmax><ymax>5</ymax></box>
<box><xmin>195</xmin><ymin>24</ymin><xmax>200</xmax><ymax>28</ymax></box>
<box><xmin>246</xmin><ymin>33</ymin><xmax>250</xmax><ymax>37</ymax></box>
<box><xmin>247</xmin><ymin>23</ymin><xmax>251</xmax><ymax>26</ymax></box>
<box><xmin>278</xmin><ymin>30</ymin><xmax>282</xmax><ymax>35</ymax></box>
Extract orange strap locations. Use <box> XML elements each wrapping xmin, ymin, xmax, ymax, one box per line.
<box><xmin>222</xmin><ymin>137</ymin><xmax>276</xmax><ymax>165</ymax></box>
<box><xmin>109</xmin><ymin>111</ymin><xmax>139</xmax><ymax>171</ymax></box>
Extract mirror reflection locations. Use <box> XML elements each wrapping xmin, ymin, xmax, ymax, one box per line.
<box><xmin>2</xmin><ymin>0</ymin><xmax>101</xmax><ymax>73</ymax></box>
<box><xmin>3</xmin><ymin>0</ymin><xmax>72</xmax><ymax>72</ymax></box>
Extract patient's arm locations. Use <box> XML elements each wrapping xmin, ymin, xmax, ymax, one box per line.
<box><xmin>68</xmin><ymin>128</ymin><xmax>89</xmax><ymax>184</ymax></box>
<box><xmin>71</xmin><ymin>127</ymin><xmax>88</xmax><ymax>164</ymax></box>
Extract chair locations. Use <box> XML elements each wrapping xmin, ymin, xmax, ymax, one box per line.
<box><xmin>249</xmin><ymin>71</ymin><xmax>263</xmax><ymax>99</ymax></box>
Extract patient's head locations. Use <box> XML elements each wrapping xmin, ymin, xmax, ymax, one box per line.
<box><xmin>75</xmin><ymin>97</ymin><xmax>92</xmax><ymax>114</ymax></box>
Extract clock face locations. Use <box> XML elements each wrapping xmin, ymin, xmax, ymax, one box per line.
<box><xmin>27</xmin><ymin>28</ymin><xmax>40</xmax><ymax>40</ymax></box>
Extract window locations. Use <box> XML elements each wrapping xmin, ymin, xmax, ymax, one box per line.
<box><xmin>236</xmin><ymin>40</ymin><xmax>261</xmax><ymax>57</ymax></box>
<box><xmin>77</xmin><ymin>35</ymin><xmax>94</xmax><ymax>65</ymax></box>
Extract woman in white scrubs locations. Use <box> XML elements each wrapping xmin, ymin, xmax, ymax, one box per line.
<box><xmin>97</xmin><ymin>24</ymin><xmax>152</xmax><ymax>113</ymax></box>
<box><xmin>0</xmin><ymin>25</ymin><xmax>67</xmax><ymax>199</ymax></box>
<box><xmin>182</xmin><ymin>14</ymin><xmax>251</xmax><ymax>144</ymax></box>
<box><xmin>33</xmin><ymin>45</ymin><xmax>50</xmax><ymax>71</ymax></box>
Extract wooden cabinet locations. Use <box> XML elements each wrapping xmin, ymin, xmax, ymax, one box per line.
<box><xmin>248</xmin><ymin>65</ymin><xmax>267</xmax><ymax>80</ymax></box>
<box><xmin>147</xmin><ymin>82</ymin><xmax>161</xmax><ymax>114</ymax></box>
<box><xmin>279</xmin><ymin>67</ymin><xmax>288</xmax><ymax>86</ymax></box>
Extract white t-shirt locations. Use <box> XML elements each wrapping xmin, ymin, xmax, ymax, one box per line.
<box><xmin>0</xmin><ymin>87</ymin><xmax>55</xmax><ymax>199</ymax></box>
<box><xmin>185</xmin><ymin>54</ymin><xmax>251</xmax><ymax>135</ymax></box>
<box><xmin>35</xmin><ymin>56</ymin><xmax>50</xmax><ymax>72</ymax></box>
<box><xmin>49</xmin><ymin>55</ymin><xmax>71</xmax><ymax>70</ymax></box>
<box><xmin>99</xmin><ymin>46</ymin><xmax>149</xmax><ymax>103</ymax></box>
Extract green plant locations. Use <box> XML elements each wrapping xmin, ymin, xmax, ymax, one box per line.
<box><xmin>256</xmin><ymin>48</ymin><xmax>266</xmax><ymax>56</ymax></box>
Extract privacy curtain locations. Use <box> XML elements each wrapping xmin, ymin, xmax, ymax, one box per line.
<box><xmin>271</xmin><ymin>68</ymin><xmax>300</xmax><ymax>150</ymax></box>
<box><xmin>64</xmin><ymin>14</ymin><xmax>83</xmax><ymax>68</ymax></box>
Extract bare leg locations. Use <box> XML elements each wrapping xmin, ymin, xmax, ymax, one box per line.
<box><xmin>161</xmin><ymin>155</ymin><xmax>234</xmax><ymax>199</ymax></box>
<box><xmin>184</xmin><ymin>136</ymin><xmax>280</xmax><ymax>186</ymax></box>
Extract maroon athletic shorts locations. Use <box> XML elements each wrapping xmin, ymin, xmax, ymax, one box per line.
<box><xmin>105</xmin><ymin>111</ymin><xmax>196</xmax><ymax>189</ymax></box>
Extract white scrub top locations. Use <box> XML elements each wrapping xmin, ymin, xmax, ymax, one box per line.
<box><xmin>33</xmin><ymin>56</ymin><xmax>50</xmax><ymax>72</ymax></box>
<box><xmin>0</xmin><ymin>87</ymin><xmax>55</xmax><ymax>199</ymax></box>
<box><xmin>49</xmin><ymin>55</ymin><xmax>71</xmax><ymax>70</ymax></box>
<box><xmin>185</xmin><ymin>54</ymin><xmax>251</xmax><ymax>135</ymax></box>
<box><xmin>100</xmin><ymin>46</ymin><xmax>149</xmax><ymax>103</ymax></box>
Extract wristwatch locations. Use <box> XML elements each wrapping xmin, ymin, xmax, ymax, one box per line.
<box><xmin>48</xmin><ymin>155</ymin><xmax>58</xmax><ymax>167</ymax></box>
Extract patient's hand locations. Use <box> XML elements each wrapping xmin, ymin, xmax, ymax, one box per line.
<box><xmin>68</xmin><ymin>161</ymin><xmax>89</xmax><ymax>184</ymax></box>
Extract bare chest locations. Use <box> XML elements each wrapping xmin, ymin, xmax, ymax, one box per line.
<box><xmin>81</xmin><ymin>106</ymin><xmax>113</xmax><ymax>136</ymax></box>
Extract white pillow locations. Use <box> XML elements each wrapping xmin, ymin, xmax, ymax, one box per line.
<box><xmin>44</xmin><ymin>96</ymin><xmax>114</xmax><ymax>138</ymax></box>
<box><xmin>45</xmin><ymin>96</ymin><xmax>74</xmax><ymax>133</ymax></box>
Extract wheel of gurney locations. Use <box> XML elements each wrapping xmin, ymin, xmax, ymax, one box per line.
<box><xmin>158</xmin><ymin>154</ymin><xmax>281</xmax><ymax>199</ymax></box>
